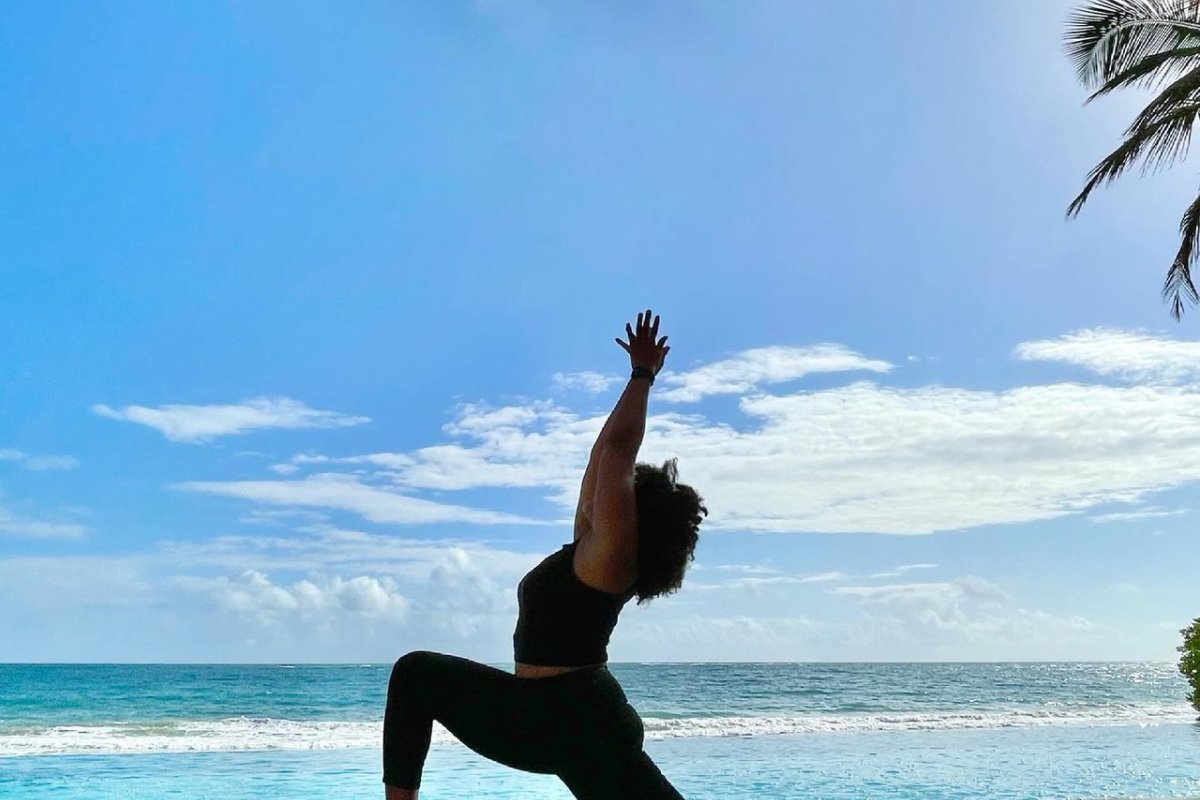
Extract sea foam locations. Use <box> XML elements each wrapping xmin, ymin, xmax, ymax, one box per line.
<box><xmin>1</xmin><ymin>704</ymin><xmax>1194</xmax><ymax>757</ymax></box>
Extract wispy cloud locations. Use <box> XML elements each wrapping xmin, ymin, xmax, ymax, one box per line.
<box><xmin>175</xmin><ymin>473</ymin><xmax>545</xmax><ymax>526</ymax></box>
<box><xmin>0</xmin><ymin>529</ymin><xmax>536</xmax><ymax>658</ymax></box>
<box><xmin>238</xmin><ymin>508</ymin><xmax>330</xmax><ymax>527</ymax></box>
<box><xmin>156</xmin><ymin>526</ymin><xmax>540</xmax><ymax>583</ymax></box>
<box><xmin>24</xmin><ymin>456</ymin><xmax>80</xmax><ymax>471</ymax></box>
<box><xmin>687</xmin><ymin>576</ymin><xmax>796</xmax><ymax>591</ymax></box>
<box><xmin>799</xmin><ymin>571</ymin><xmax>849</xmax><ymax>583</ymax></box>
<box><xmin>182</xmin><ymin>329</ymin><xmax>1200</xmax><ymax>537</ymax></box>
<box><xmin>0</xmin><ymin>450</ymin><xmax>86</xmax><ymax>537</ymax></box>
<box><xmin>869</xmin><ymin>563</ymin><xmax>939</xmax><ymax>579</ymax></box>
<box><xmin>622</xmin><ymin>615</ymin><xmax>818</xmax><ymax>647</ymax></box>
<box><xmin>709</xmin><ymin>564</ymin><xmax>782</xmax><ymax>574</ymax></box>
<box><xmin>691</xmin><ymin>571</ymin><xmax>848</xmax><ymax>591</ymax></box>
<box><xmin>0</xmin><ymin>507</ymin><xmax>85</xmax><ymax>538</ymax></box>
<box><xmin>552</xmin><ymin>371</ymin><xmax>621</xmax><ymax>394</ymax></box>
<box><xmin>0</xmin><ymin>449</ymin><xmax>79</xmax><ymax>471</ymax></box>
<box><xmin>831</xmin><ymin>576</ymin><xmax>1101</xmax><ymax>653</ymax></box>
<box><xmin>1088</xmin><ymin>507</ymin><xmax>1187</xmax><ymax>524</ymax></box>
<box><xmin>834</xmin><ymin>577</ymin><xmax>1009</xmax><ymax>605</ymax></box>
<box><xmin>1015</xmin><ymin>328</ymin><xmax>1200</xmax><ymax>384</ymax></box>
<box><xmin>93</xmin><ymin>397</ymin><xmax>370</xmax><ymax>443</ymax></box>
<box><xmin>656</xmin><ymin>344</ymin><xmax>893</xmax><ymax>403</ymax></box>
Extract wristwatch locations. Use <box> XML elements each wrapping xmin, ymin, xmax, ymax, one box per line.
<box><xmin>631</xmin><ymin>366</ymin><xmax>655</xmax><ymax>385</ymax></box>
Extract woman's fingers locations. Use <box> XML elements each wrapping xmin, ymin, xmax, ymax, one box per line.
<box><xmin>618</xmin><ymin>310</ymin><xmax>669</xmax><ymax>366</ymax></box>
<box><xmin>625</xmin><ymin>310</ymin><xmax>665</xmax><ymax>345</ymax></box>
<box><xmin>631</xmin><ymin>310</ymin><xmax>659</xmax><ymax>337</ymax></box>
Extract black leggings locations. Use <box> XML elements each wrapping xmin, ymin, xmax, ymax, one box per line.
<box><xmin>383</xmin><ymin>650</ymin><xmax>685</xmax><ymax>799</ymax></box>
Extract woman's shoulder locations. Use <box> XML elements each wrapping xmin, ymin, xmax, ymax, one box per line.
<box><xmin>570</xmin><ymin>531</ymin><xmax>636</xmax><ymax>596</ymax></box>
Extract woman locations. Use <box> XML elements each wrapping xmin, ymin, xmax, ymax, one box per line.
<box><xmin>382</xmin><ymin>308</ymin><xmax>707</xmax><ymax>799</ymax></box>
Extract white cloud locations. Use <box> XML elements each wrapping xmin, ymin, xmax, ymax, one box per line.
<box><xmin>834</xmin><ymin>577</ymin><xmax>1009</xmax><ymax>606</ymax></box>
<box><xmin>238</xmin><ymin>508</ymin><xmax>330</xmax><ymax>527</ymax></box>
<box><xmin>0</xmin><ymin>526</ymin><xmax>1146</xmax><ymax>661</ymax></box>
<box><xmin>1088</xmin><ymin>507</ymin><xmax>1187</xmax><ymax>524</ymax></box>
<box><xmin>278</xmin><ymin>400</ymin><xmax>604</xmax><ymax>505</ymax></box>
<box><xmin>0</xmin><ymin>556</ymin><xmax>155</xmax><ymax>607</ymax></box>
<box><xmin>121</xmin><ymin>329</ymin><xmax>1200</xmax><ymax>543</ymax></box>
<box><xmin>23</xmin><ymin>456</ymin><xmax>80</xmax><ymax>471</ymax></box>
<box><xmin>622</xmin><ymin>614</ymin><xmax>818</xmax><ymax>646</ymax></box>
<box><xmin>869</xmin><ymin>563</ymin><xmax>939</xmax><ymax>579</ymax></box>
<box><xmin>250</xmin><ymin>333</ymin><xmax>1200</xmax><ymax>536</ymax></box>
<box><xmin>689</xmin><ymin>576</ymin><xmax>787</xmax><ymax>591</ymax></box>
<box><xmin>656</xmin><ymin>344</ymin><xmax>893</xmax><ymax>403</ymax></box>
<box><xmin>1015</xmin><ymin>328</ymin><xmax>1200</xmax><ymax>384</ymax></box>
<box><xmin>552</xmin><ymin>371</ymin><xmax>621</xmax><ymax>394</ymax></box>
<box><xmin>691</xmin><ymin>571</ymin><xmax>848</xmax><ymax>592</ymax></box>
<box><xmin>177</xmin><ymin>570</ymin><xmax>409</xmax><ymax>627</ymax></box>
<box><xmin>0</xmin><ymin>528</ymin><xmax>546</xmax><ymax>660</ymax></box>
<box><xmin>292</xmin><ymin>454</ymin><xmax>336</xmax><ymax>466</ymax></box>
<box><xmin>0</xmin><ymin>451</ymin><xmax>86</xmax><ymax>537</ymax></box>
<box><xmin>292</xmin><ymin>452</ymin><xmax>414</xmax><ymax>472</ymax></box>
<box><xmin>800</xmin><ymin>571</ymin><xmax>849</xmax><ymax>583</ymax></box>
<box><xmin>0</xmin><ymin>507</ymin><xmax>85</xmax><ymax>538</ymax></box>
<box><xmin>93</xmin><ymin>396</ymin><xmax>370</xmax><ymax>443</ymax></box>
<box><xmin>176</xmin><ymin>472</ymin><xmax>544</xmax><ymax>526</ymax></box>
<box><xmin>0</xmin><ymin>449</ymin><xmax>79</xmax><ymax>471</ymax></box>
<box><xmin>710</xmin><ymin>563</ymin><xmax>782</xmax><ymax>574</ymax></box>
<box><xmin>422</xmin><ymin>546</ymin><xmax>517</xmax><ymax>638</ymax></box>
<box><xmin>832</xmin><ymin>576</ymin><xmax>1102</xmax><ymax>655</ymax></box>
<box><xmin>696</xmin><ymin>379</ymin><xmax>1200</xmax><ymax>534</ymax></box>
<box><xmin>157</xmin><ymin>526</ymin><xmax>538</xmax><ymax>581</ymax></box>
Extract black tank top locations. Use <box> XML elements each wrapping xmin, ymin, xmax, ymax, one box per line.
<box><xmin>512</xmin><ymin>541</ymin><xmax>633</xmax><ymax>666</ymax></box>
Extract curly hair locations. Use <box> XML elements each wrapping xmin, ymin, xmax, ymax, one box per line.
<box><xmin>630</xmin><ymin>457</ymin><xmax>707</xmax><ymax>606</ymax></box>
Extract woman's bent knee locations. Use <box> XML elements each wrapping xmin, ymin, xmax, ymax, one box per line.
<box><xmin>389</xmin><ymin>650</ymin><xmax>437</xmax><ymax>693</ymax></box>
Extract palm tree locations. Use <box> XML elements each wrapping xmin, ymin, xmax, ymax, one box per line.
<box><xmin>1065</xmin><ymin>0</ymin><xmax>1200</xmax><ymax>319</ymax></box>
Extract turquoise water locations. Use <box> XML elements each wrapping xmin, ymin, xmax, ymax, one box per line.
<box><xmin>2</xmin><ymin>662</ymin><xmax>1197</xmax><ymax>798</ymax></box>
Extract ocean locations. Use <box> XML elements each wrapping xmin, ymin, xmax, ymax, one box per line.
<box><xmin>1</xmin><ymin>662</ymin><xmax>1197</xmax><ymax>799</ymax></box>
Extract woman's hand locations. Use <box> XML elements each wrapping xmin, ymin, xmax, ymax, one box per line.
<box><xmin>615</xmin><ymin>308</ymin><xmax>670</xmax><ymax>375</ymax></box>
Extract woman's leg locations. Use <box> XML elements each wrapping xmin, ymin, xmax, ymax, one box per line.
<box><xmin>384</xmin><ymin>651</ymin><xmax>683</xmax><ymax>799</ymax></box>
<box><xmin>559</xmin><ymin>749</ymin><xmax>687</xmax><ymax>800</ymax></box>
<box><xmin>553</xmin><ymin>669</ymin><xmax>686</xmax><ymax>799</ymax></box>
<box><xmin>382</xmin><ymin>650</ymin><xmax>572</xmax><ymax>791</ymax></box>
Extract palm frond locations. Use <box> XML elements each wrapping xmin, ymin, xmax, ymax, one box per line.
<box><xmin>1125</xmin><ymin>62</ymin><xmax>1200</xmax><ymax>130</ymax></box>
<box><xmin>1085</xmin><ymin>45</ymin><xmax>1200</xmax><ymax>101</ymax></box>
<box><xmin>1066</xmin><ymin>0</ymin><xmax>1200</xmax><ymax>88</ymax></box>
<box><xmin>1166</xmin><ymin>190</ymin><xmax>1200</xmax><ymax>318</ymax></box>
<box><xmin>1134</xmin><ymin>103</ymin><xmax>1200</xmax><ymax>175</ymax></box>
<box><xmin>1067</xmin><ymin>101</ymin><xmax>1200</xmax><ymax>215</ymax></box>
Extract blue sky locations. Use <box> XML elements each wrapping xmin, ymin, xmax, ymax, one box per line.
<box><xmin>2</xmin><ymin>0</ymin><xmax>1198</xmax><ymax>663</ymax></box>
